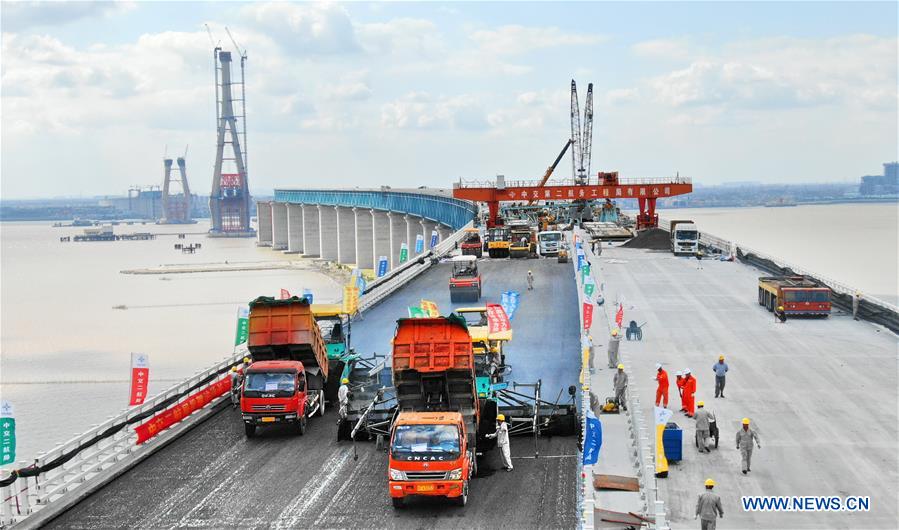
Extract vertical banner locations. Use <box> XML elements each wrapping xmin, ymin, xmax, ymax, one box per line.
<box><xmin>615</xmin><ymin>303</ymin><xmax>624</xmax><ymax>328</ymax></box>
<box><xmin>576</xmin><ymin>249</ymin><xmax>586</xmax><ymax>273</ymax></box>
<box><xmin>415</xmin><ymin>234</ymin><xmax>424</xmax><ymax>254</ymax></box>
<box><xmin>430</xmin><ymin>230</ymin><xmax>439</xmax><ymax>249</ymax></box>
<box><xmin>129</xmin><ymin>353</ymin><xmax>150</xmax><ymax>406</ymax></box>
<box><xmin>342</xmin><ymin>285</ymin><xmax>359</xmax><ymax>315</ymax></box>
<box><xmin>399</xmin><ymin>242</ymin><xmax>409</xmax><ymax>263</ymax></box>
<box><xmin>581</xmin><ymin>262</ymin><xmax>591</xmax><ymax>283</ymax></box>
<box><xmin>0</xmin><ymin>401</ymin><xmax>15</xmax><ymax>466</ymax></box>
<box><xmin>234</xmin><ymin>306</ymin><xmax>250</xmax><ymax>347</ymax></box>
<box><xmin>582</xmin><ymin>409</ymin><xmax>602</xmax><ymax>465</ymax></box>
<box><xmin>420</xmin><ymin>299</ymin><xmax>439</xmax><ymax>317</ymax></box>
<box><xmin>500</xmin><ymin>291</ymin><xmax>521</xmax><ymax>320</ymax></box>
<box><xmin>583</xmin><ymin>301</ymin><xmax>594</xmax><ymax>330</ymax></box>
<box><xmin>377</xmin><ymin>256</ymin><xmax>389</xmax><ymax>277</ymax></box>
<box><xmin>584</xmin><ymin>275</ymin><xmax>596</xmax><ymax>298</ymax></box>
<box><xmin>279</xmin><ymin>288</ymin><xmax>291</xmax><ymax>300</ymax></box>
<box><xmin>486</xmin><ymin>303</ymin><xmax>511</xmax><ymax>334</ymax></box>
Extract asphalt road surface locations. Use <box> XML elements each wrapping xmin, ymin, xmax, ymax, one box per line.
<box><xmin>50</xmin><ymin>257</ymin><xmax>582</xmax><ymax>529</ymax></box>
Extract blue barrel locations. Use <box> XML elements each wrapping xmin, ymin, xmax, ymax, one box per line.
<box><xmin>663</xmin><ymin>422</ymin><xmax>683</xmax><ymax>462</ymax></box>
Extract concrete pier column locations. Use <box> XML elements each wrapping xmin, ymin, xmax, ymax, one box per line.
<box><xmin>256</xmin><ymin>201</ymin><xmax>273</xmax><ymax>246</ymax></box>
<box><xmin>437</xmin><ymin>225</ymin><xmax>453</xmax><ymax>244</ymax></box>
<box><xmin>406</xmin><ymin>215</ymin><xmax>423</xmax><ymax>257</ymax></box>
<box><xmin>302</xmin><ymin>204</ymin><xmax>321</xmax><ymax>257</ymax></box>
<box><xmin>271</xmin><ymin>202</ymin><xmax>288</xmax><ymax>251</ymax></box>
<box><xmin>286</xmin><ymin>203</ymin><xmax>304</xmax><ymax>254</ymax></box>
<box><xmin>354</xmin><ymin>208</ymin><xmax>375</xmax><ymax>271</ymax></box>
<box><xmin>372</xmin><ymin>210</ymin><xmax>391</xmax><ymax>273</ymax></box>
<box><xmin>319</xmin><ymin>205</ymin><xmax>339</xmax><ymax>261</ymax></box>
<box><xmin>388</xmin><ymin>212</ymin><xmax>408</xmax><ymax>269</ymax></box>
<box><xmin>336</xmin><ymin>206</ymin><xmax>356</xmax><ymax>265</ymax></box>
<box><xmin>420</xmin><ymin>219</ymin><xmax>438</xmax><ymax>252</ymax></box>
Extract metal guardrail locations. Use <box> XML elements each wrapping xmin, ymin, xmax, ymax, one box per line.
<box><xmin>456</xmin><ymin>177</ymin><xmax>692</xmax><ymax>189</ymax></box>
<box><xmin>0</xmin><ymin>223</ymin><xmax>474</xmax><ymax>528</ymax></box>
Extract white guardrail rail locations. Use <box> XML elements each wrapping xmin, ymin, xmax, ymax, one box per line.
<box><xmin>0</xmin><ymin>222</ymin><xmax>474</xmax><ymax>528</ymax></box>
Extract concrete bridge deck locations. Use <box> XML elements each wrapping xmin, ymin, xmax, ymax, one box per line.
<box><xmin>47</xmin><ymin>258</ymin><xmax>581</xmax><ymax>529</ymax></box>
<box><xmin>595</xmin><ymin>245</ymin><xmax>898</xmax><ymax>529</ymax></box>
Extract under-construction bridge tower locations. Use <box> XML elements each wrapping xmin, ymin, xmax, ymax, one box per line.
<box><xmin>209</xmin><ymin>44</ymin><xmax>254</xmax><ymax>237</ymax></box>
<box><xmin>161</xmin><ymin>153</ymin><xmax>195</xmax><ymax>224</ymax></box>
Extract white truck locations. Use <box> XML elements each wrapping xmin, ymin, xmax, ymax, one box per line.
<box><xmin>669</xmin><ymin>220</ymin><xmax>699</xmax><ymax>255</ymax></box>
<box><xmin>537</xmin><ymin>230</ymin><xmax>563</xmax><ymax>257</ymax></box>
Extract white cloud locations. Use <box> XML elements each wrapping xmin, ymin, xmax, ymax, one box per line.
<box><xmin>632</xmin><ymin>38</ymin><xmax>690</xmax><ymax>59</ymax></box>
<box><xmin>356</xmin><ymin>18</ymin><xmax>444</xmax><ymax>58</ymax></box>
<box><xmin>469</xmin><ymin>25</ymin><xmax>606</xmax><ymax>56</ymax></box>
<box><xmin>380</xmin><ymin>92</ymin><xmax>488</xmax><ymax>131</ymax></box>
<box><xmin>0</xmin><ymin>1</ymin><xmax>135</xmax><ymax>30</ymax></box>
<box><xmin>603</xmin><ymin>88</ymin><xmax>639</xmax><ymax>106</ymax></box>
<box><xmin>240</xmin><ymin>2</ymin><xmax>360</xmax><ymax>55</ymax></box>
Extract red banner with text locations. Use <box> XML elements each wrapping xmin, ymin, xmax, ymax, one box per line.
<box><xmin>486</xmin><ymin>303</ymin><xmax>511</xmax><ymax>334</ymax></box>
<box><xmin>134</xmin><ymin>376</ymin><xmax>231</xmax><ymax>444</ymax></box>
<box><xmin>583</xmin><ymin>302</ymin><xmax>593</xmax><ymax>331</ymax></box>
<box><xmin>129</xmin><ymin>353</ymin><xmax>150</xmax><ymax>406</ymax></box>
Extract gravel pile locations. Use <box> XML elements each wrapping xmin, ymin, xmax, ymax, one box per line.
<box><xmin>621</xmin><ymin>228</ymin><xmax>670</xmax><ymax>250</ymax></box>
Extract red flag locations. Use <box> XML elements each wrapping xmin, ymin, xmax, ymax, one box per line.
<box><xmin>129</xmin><ymin>353</ymin><xmax>149</xmax><ymax>406</ymax></box>
<box><xmin>280</xmin><ymin>288</ymin><xmax>291</xmax><ymax>300</ymax></box>
<box><xmin>615</xmin><ymin>303</ymin><xmax>624</xmax><ymax>328</ymax></box>
<box><xmin>583</xmin><ymin>302</ymin><xmax>593</xmax><ymax>330</ymax></box>
<box><xmin>486</xmin><ymin>303</ymin><xmax>511</xmax><ymax>334</ymax></box>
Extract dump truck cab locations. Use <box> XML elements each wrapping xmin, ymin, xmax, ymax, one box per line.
<box><xmin>449</xmin><ymin>255</ymin><xmax>481</xmax><ymax>303</ymax></box>
<box><xmin>241</xmin><ymin>360</ymin><xmax>321</xmax><ymax>437</ymax></box>
<box><xmin>460</xmin><ymin>228</ymin><xmax>483</xmax><ymax>258</ymax></box>
<box><xmin>388</xmin><ymin>411</ymin><xmax>474</xmax><ymax>508</ymax></box>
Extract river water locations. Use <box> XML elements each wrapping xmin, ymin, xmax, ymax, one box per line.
<box><xmin>661</xmin><ymin>203</ymin><xmax>899</xmax><ymax>305</ymax></box>
<box><xmin>0</xmin><ymin>220</ymin><xmax>343</xmax><ymax>465</ymax></box>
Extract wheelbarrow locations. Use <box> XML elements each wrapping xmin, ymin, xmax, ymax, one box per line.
<box><xmin>625</xmin><ymin>320</ymin><xmax>645</xmax><ymax>341</ymax></box>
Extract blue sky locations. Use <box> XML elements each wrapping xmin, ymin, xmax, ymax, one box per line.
<box><xmin>2</xmin><ymin>1</ymin><xmax>896</xmax><ymax>198</ymax></box>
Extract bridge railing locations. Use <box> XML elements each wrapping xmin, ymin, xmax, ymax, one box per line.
<box><xmin>0</xmin><ymin>222</ymin><xmax>474</xmax><ymax>528</ymax></box>
<box><xmin>455</xmin><ymin>176</ymin><xmax>692</xmax><ymax>189</ymax></box>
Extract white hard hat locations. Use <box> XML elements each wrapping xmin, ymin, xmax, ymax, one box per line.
<box><xmin>684</xmin><ymin>368</ymin><xmax>691</xmax><ymax>374</ymax></box>
<box><xmin>655</xmin><ymin>363</ymin><xmax>662</xmax><ymax>370</ymax></box>
<box><xmin>675</xmin><ymin>371</ymin><xmax>682</xmax><ymax>376</ymax></box>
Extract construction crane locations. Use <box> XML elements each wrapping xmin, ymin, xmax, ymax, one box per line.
<box><xmin>527</xmin><ymin>139</ymin><xmax>573</xmax><ymax>205</ymax></box>
<box><xmin>569</xmin><ymin>80</ymin><xmax>594</xmax><ymax>185</ymax></box>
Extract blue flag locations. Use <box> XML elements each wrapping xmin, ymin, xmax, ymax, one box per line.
<box><xmin>415</xmin><ymin>234</ymin><xmax>424</xmax><ymax>254</ymax></box>
<box><xmin>583</xmin><ymin>409</ymin><xmax>602</xmax><ymax>465</ymax></box>
<box><xmin>430</xmin><ymin>230</ymin><xmax>439</xmax><ymax>249</ymax></box>
<box><xmin>302</xmin><ymin>288</ymin><xmax>313</xmax><ymax>304</ymax></box>
<box><xmin>377</xmin><ymin>256</ymin><xmax>389</xmax><ymax>277</ymax></box>
<box><xmin>500</xmin><ymin>290</ymin><xmax>520</xmax><ymax>320</ymax></box>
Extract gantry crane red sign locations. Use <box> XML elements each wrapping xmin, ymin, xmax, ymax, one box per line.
<box><xmin>453</xmin><ymin>172</ymin><xmax>692</xmax><ymax>229</ymax></box>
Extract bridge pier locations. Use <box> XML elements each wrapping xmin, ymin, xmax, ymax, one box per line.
<box><xmin>302</xmin><ymin>205</ymin><xmax>320</xmax><ymax>257</ymax></box>
<box><xmin>373</xmin><ymin>210</ymin><xmax>391</xmax><ymax>273</ymax></box>
<box><xmin>406</xmin><ymin>215</ymin><xmax>423</xmax><ymax>257</ymax></box>
<box><xmin>286</xmin><ymin>203</ymin><xmax>304</xmax><ymax>254</ymax></box>
<box><xmin>354</xmin><ymin>208</ymin><xmax>375</xmax><ymax>271</ymax></box>
<box><xmin>437</xmin><ymin>225</ymin><xmax>452</xmax><ymax>244</ymax></box>
<box><xmin>337</xmin><ymin>206</ymin><xmax>356</xmax><ymax>266</ymax></box>
<box><xmin>388</xmin><ymin>212</ymin><xmax>407</xmax><ymax>269</ymax></box>
<box><xmin>256</xmin><ymin>202</ymin><xmax>273</xmax><ymax>246</ymax></box>
<box><xmin>319</xmin><ymin>206</ymin><xmax>339</xmax><ymax>261</ymax></box>
<box><xmin>271</xmin><ymin>202</ymin><xmax>288</xmax><ymax>251</ymax></box>
<box><xmin>421</xmin><ymin>219</ymin><xmax>437</xmax><ymax>251</ymax></box>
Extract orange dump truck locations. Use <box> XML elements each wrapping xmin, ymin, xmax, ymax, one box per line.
<box><xmin>241</xmin><ymin>296</ymin><xmax>329</xmax><ymax>437</ymax></box>
<box><xmin>388</xmin><ymin>316</ymin><xmax>481</xmax><ymax>508</ymax></box>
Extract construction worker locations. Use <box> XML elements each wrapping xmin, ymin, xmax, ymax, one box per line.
<box><xmin>774</xmin><ymin>305</ymin><xmax>786</xmax><ymax>323</ymax></box>
<box><xmin>852</xmin><ymin>292</ymin><xmax>862</xmax><ymax>320</ymax></box>
<box><xmin>713</xmin><ymin>355</ymin><xmax>728</xmax><ymax>398</ymax></box>
<box><xmin>486</xmin><ymin>414</ymin><xmax>512</xmax><ymax>471</ymax></box>
<box><xmin>655</xmin><ymin>363</ymin><xmax>669</xmax><ymax>408</ymax></box>
<box><xmin>695</xmin><ymin>478</ymin><xmax>724</xmax><ymax>529</ymax></box>
<box><xmin>338</xmin><ymin>377</ymin><xmax>350</xmax><ymax>420</ymax></box>
<box><xmin>229</xmin><ymin>366</ymin><xmax>242</xmax><ymax>408</ymax></box>
<box><xmin>526</xmin><ymin>270</ymin><xmax>534</xmax><ymax>291</ymax></box>
<box><xmin>242</xmin><ymin>356</ymin><xmax>251</xmax><ymax>372</ymax></box>
<box><xmin>676</xmin><ymin>371</ymin><xmax>686</xmax><ymax>412</ymax></box>
<box><xmin>694</xmin><ymin>401</ymin><xmax>711</xmax><ymax>453</ymax></box>
<box><xmin>607</xmin><ymin>328</ymin><xmax>620</xmax><ymax>368</ymax></box>
<box><xmin>682</xmin><ymin>369</ymin><xmax>696</xmax><ymax>417</ymax></box>
<box><xmin>613</xmin><ymin>364</ymin><xmax>628</xmax><ymax>411</ymax></box>
<box><xmin>736</xmin><ymin>418</ymin><xmax>761</xmax><ymax>474</ymax></box>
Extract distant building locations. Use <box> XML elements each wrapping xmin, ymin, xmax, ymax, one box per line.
<box><xmin>859</xmin><ymin>162</ymin><xmax>899</xmax><ymax>196</ymax></box>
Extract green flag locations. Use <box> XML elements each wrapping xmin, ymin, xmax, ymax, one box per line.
<box><xmin>408</xmin><ymin>306</ymin><xmax>427</xmax><ymax>318</ymax></box>
<box><xmin>584</xmin><ymin>275</ymin><xmax>595</xmax><ymax>297</ymax></box>
<box><xmin>580</xmin><ymin>262</ymin><xmax>591</xmax><ymax>283</ymax></box>
<box><xmin>234</xmin><ymin>306</ymin><xmax>250</xmax><ymax>347</ymax></box>
<box><xmin>399</xmin><ymin>243</ymin><xmax>409</xmax><ymax>264</ymax></box>
<box><xmin>1</xmin><ymin>401</ymin><xmax>15</xmax><ymax>466</ymax></box>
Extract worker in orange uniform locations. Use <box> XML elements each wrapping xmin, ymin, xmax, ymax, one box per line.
<box><xmin>655</xmin><ymin>363</ymin><xmax>669</xmax><ymax>408</ymax></box>
<box><xmin>682</xmin><ymin>368</ymin><xmax>697</xmax><ymax>417</ymax></box>
<box><xmin>676</xmin><ymin>371</ymin><xmax>686</xmax><ymax>412</ymax></box>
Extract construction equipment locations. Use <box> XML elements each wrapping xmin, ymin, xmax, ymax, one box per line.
<box><xmin>527</xmin><ymin>139</ymin><xmax>573</xmax><ymax>205</ymax></box>
<box><xmin>670</xmin><ymin>220</ymin><xmax>699</xmax><ymax>255</ymax></box>
<box><xmin>311</xmin><ymin>304</ymin><xmax>357</xmax><ymax>397</ymax></box>
<box><xmin>459</xmin><ymin>228</ymin><xmax>483</xmax><ymax>258</ymax></box>
<box><xmin>485</xmin><ymin>226</ymin><xmax>511</xmax><ymax>258</ymax></box>
<box><xmin>449</xmin><ymin>255</ymin><xmax>481</xmax><ymax>303</ymax></box>
<box><xmin>758</xmin><ymin>276</ymin><xmax>832</xmax><ymax>316</ymax></box>
<box><xmin>570</xmin><ymin>80</ymin><xmax>594</xmax><ymax>184</ymax></box>
<box><xmin>508</xmin><ymin>220</ymin><xmax>535</xmax><ymax>259</ymax></box>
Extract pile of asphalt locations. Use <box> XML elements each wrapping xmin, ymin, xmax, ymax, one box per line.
<box><xmin>622</xmin><ymin>228</ymin><xmax>670</xmax><ymax>250</ymax></box>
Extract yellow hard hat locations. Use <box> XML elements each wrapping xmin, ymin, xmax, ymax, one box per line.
<box><xmin>341</xmin><ymin>378</ymin><xmax>349</xmax><ymax>384</ymax></box>
<box><xmin>243</xmin><ymin>357</ymin><xmax>251</xmax><ymax>363</ymax></box>
<box><xmin>742</xmin><ymin>418</ymin><xmax>750</xmax><ymax>425</ymax></box>
<box><xmin>777</xmin><ymin>306</ymin><xmax>784</xmax><ymax>311</ymax></box>
<box><xmin>718</xmin><ymin>355</ymin><xmax>725</xmax><ymax>361</ymax></box>
<box><xmin>496</xmin><ymin>414</ymin><xmax>506</xmax><ymax>422</ymax></box>
<box><xmin>697</xmin><ymin>401</ymin><xmax>704</xmax><ymax>407</ymax></box>
<box><xmin>230</xmin><ymin>366</ymin><xmax>237</xmax><ymax>372</ymax></box>
<box><xmin>611</xmin><ymin>329</ymin><xmax>619</xmax><ymax>336</ymax></box>
<box><xmin>705</xmin><ymin>478</ymin><xmax>715</xmax><ymax>487</ymax></box>
<box><xmin>617</xmin><ymin>363</ymin><xmax>624</xmax><ymax>370</ymax></box>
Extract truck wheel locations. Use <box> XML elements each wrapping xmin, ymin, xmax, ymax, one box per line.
<box><xmin>391</xmin><ymin>497</ymin><xmax>405</xmax><ymax>509</ymax></box>
<box><xmin>319</xmin><ymin>390</ymin><xmax>326</xmax><ymax>417</ymax></box>
<box><xmin>297</xmin><ymin>416</ymin><xmax>307</xmax><ymax>436</ymax></box>
<box><xmin>244</xmin><ymin>424</ymin><xmax>256</xmax><ymax>438</ymax></box>
<box><xmin>454</xmin><ymin>482</ymin><xmax>469</xmax><ymax>506</ymax></box>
